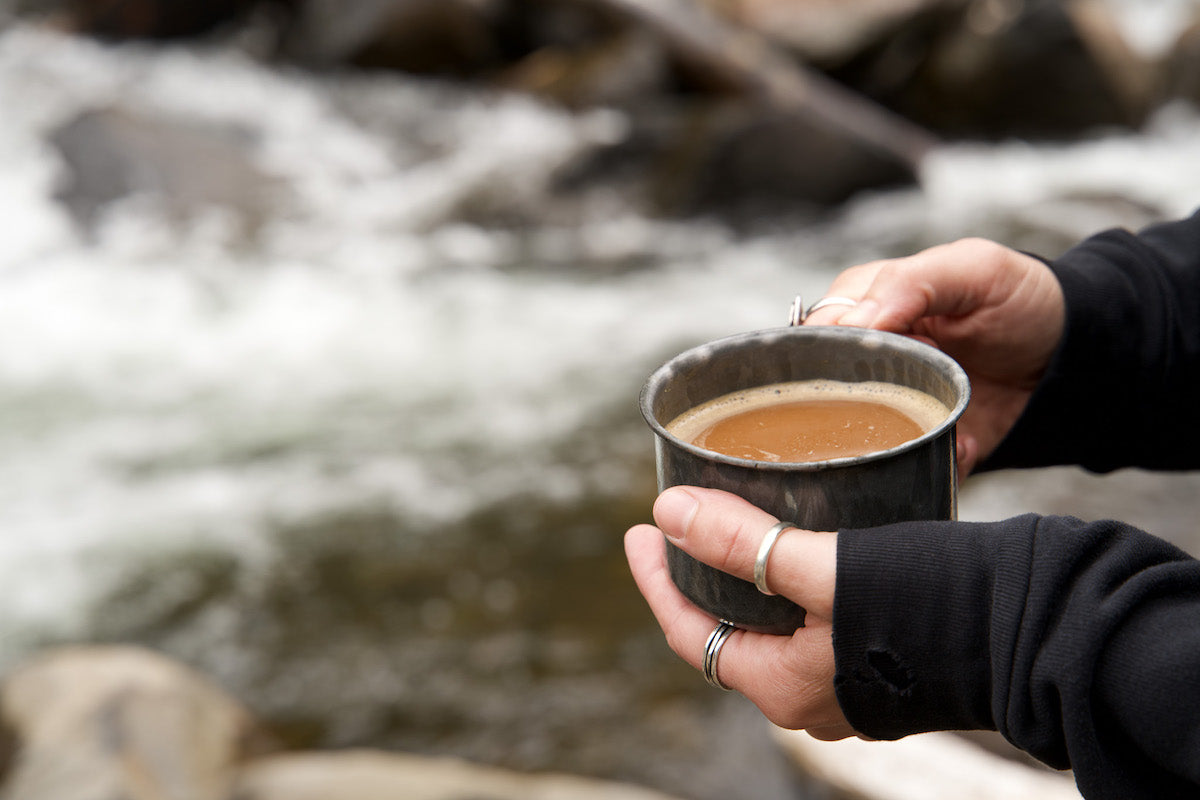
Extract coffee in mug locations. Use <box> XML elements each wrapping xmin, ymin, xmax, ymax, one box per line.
<box><xmin>665</xmin><ymin>380</ymin><xmax>949</xmax><ymax>464</ymax></box>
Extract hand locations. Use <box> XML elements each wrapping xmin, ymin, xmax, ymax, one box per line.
<box><xmin>804</xmin><ymin>238</ymin><xmax>1065</xmax><ymax>474</ymax></box>
<box><xmin>624</xmin><ymin>486</ymin><xmax>854</xmax><ymax>739</ymax></box>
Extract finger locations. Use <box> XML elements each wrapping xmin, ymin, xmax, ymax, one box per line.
<box><xmin>956</xmin><ymin>432</ymin><xmax>980</xmax><ymax>476</ymax></box>
<box><xmin>652</xmin><ymin>487</ymin><xmax>836</xmax><ymax>620</ymax></box>
<box><xmin>801</xmin><ymin>263</ymin><xmax>881</xmax><ymax>326</ymax></box>
<box><xmin>834</xmin><ymin>238</ymin><xmax>1016</xmax><ymax>331</ymax></box>
<box><xmin>624</xmin><ymin>523</ymin><xmax>734</xmax><ymax>672</ymax></box>
<box><xmin>626</xmin><ymin>524</ymin><xmax>850</xmax><ymax>731</ymax></box>
<box><xmin>805</xmin><ymin>724</ymin><xmax>858</xmax><ymax>741</ymax></box>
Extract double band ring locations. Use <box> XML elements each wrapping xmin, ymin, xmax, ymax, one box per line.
<box><xmin>754</xmin><ymin>520</ymin><xmax>798</xmax><ymax>595</ymax></box>
<box><xmin>789</xmin><ymin>295</ymin><xmax>859</xmax><ymax>325</ymax></box>
<box><xmin>703</xmin><ymin>621</ymin><xmax>737</xmax><ymax>691</ymax></box>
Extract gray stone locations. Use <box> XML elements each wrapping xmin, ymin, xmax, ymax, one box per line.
<box><xmin>233</xmin><ymin>750</ymin><xmax>687</xmax><ymax>800</ymax></box>
<box><xmin>49</xmin><ymin>105</ymin><xmax>282</xmax><ymax>232</ymax></box>
<box><xmin>283</xmin><ymin>0</ymin><xmax>500</xmax><ymax>74</ymax></box>
<box><xmin>0</xmin><ymin>645</ymin><xmax>273</xmax><ymax>800</ymax></box>
<box><xmin>822</xmin><ymin>0</ymin><xmax>1157</xmax><ymax>138</ymax></box>
<box><xmin>702</xmin><ymin>0</ymin><xmax>951</xmax><ymax>67</ymax></box>
<box><xmin>1162</xmin><ymin>14</ymin><xmax>1200</xmax><ymax>108</ymax></box>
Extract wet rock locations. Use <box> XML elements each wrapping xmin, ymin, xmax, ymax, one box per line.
<box><xmin>697</xmin><ymin>101</ymin><xmax>918</xmax><ymax>214</ymax></box>
<box><xmin>704</xmin><ymin>0</ymin><xmax>952</xmax><ymax>68</ymax></box>
<box><xmin>1162</xmin><ymin>16</ymin><xmax>1200</xmax><ymax>108</ymax></box>
<box><xmin>550</xmin><ymin>0</ymin><xmax>936</xmax><ymax>219</ymax></box>
<box><xmin>283</xmin><ymin>0</ymin><xmax>500</xmax><ymax>75</ymax></box>
<box><xmin>497</xmin><ymin>27</ymin><xmax>673</xmax><ymax>110</ymax></box>
<box><xmin>58</xmin><ymin>0</ymin><xmax>280</xmax><ymax>40</ymax></box>
<box><xmin>603</xmin><ymin>98</ymin><xmax>920</xmax><ymax>219</ymax></box>
<box><xmin>0</xmin><ymin>646</ymin><xmax>274</xmax><ymax>800</ymax></box>
<box><xmin>825</xmin><ymin>0</ymin><xmax>1155</xmax><ymax>139</ymax></box>
<box><xmin>49</xmin><ymin>105</ymin><xmax>281</xmax><ymax>232</ymax></box>
<box><xmin>234</xmin><ymin>750</ymin><xmax>687</xmax><ymax>800</ymax></box>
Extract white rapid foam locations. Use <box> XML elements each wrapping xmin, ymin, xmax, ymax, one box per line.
<box><xmin>0</xmin><ymin>22</ymin><xmax>1198</xmax><ymax>659</ymax></box>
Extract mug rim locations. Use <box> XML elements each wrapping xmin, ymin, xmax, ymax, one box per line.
<box><xmin>639</xmin><ymin>325</ymin><xmax>971</xmax><ymax>472</ymax></box>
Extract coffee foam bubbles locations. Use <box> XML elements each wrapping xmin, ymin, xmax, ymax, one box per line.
<box><xmin>666</xmin><ymin>380</ymin><xmax>951</xmax><ymax>446</ymax></box>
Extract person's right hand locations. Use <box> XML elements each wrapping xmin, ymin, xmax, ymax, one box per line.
<box><xmin>804</xmin><ymin>238</ymin><xmax>1065</xmax><ymax>474</ymax></box>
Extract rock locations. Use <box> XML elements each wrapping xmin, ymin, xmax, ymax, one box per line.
<box><xmin>49</xmin><ymin>105</ymin><xmax>282</xmax><ymax>232</ymax></box>
<box><xmin>58</xmin><ymin>0</ymin><xmax>279</xmax><ymax>40</ymax></box>
<box><xmin>703</xmin><ymin>0</ymin><xmax>952</xmax><ymax>67</ymax></box>
<box><xmin>773</xmin><ymin>727</ymin><xmax>1083</xmax><ymax>800</ymax></box>
<box><xmin>329</xmin><ymin>0</ymin><xmax>498</xmax><ymax>75</ymax></box>
<box><xmin>548</xmin><ymin>0</ymin><xmax>935</xmax><ymax>218</ymax></box>
<box><xmin>0</xmin><ymin>646</ymin><xmax>275</xmax><ymax>800</ymax></box>
<box><xmin>281</xmin><ymin>0</ymin><xmax>500</xmax><ymax>74</ymax></box>
<box><xmin>1064</xmin><ymin>0</ymin><xmax>1158</xmax><ymax>124</ymax></box>
<box><xmin>490</xmin><ymin>0</ymin><xmax>634</xmax><ymax>59</ymax></box>
<box><xmin>649</xmin><ymin>99</ymin><xmax>918</xmax><ymax>217</ymax></box>
<box><xmin>825</xmin><ymin>0</ymin><xmax>1156</xmax><ymax>139</ymax></box>
<box><xmin>1162</xmin><ymin>15</ymin><xmax>1200</xmax><ymax>108</ymax></box>
<box><xmin>234</xmin><ymin>750</ymin><xmax>687</xmax><ymax>800</ymax></box>
<box><xmin>496</xmin><ymin>27</ymin><xmax>673</xmax><ymax>109</ymax></box>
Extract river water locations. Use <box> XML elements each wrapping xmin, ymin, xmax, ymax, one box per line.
<box><xmin>2</xmin><ymin>16</ymin><xmax>1200</xmax><ymax>800</ymax></box>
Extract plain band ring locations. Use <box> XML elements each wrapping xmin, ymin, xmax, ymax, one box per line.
<box><xmin>805</xmin><ymin>296</ymin><xmax>858</xmax><ymax>320</ymax></box>
<box><xmin>754</xmin><ymin>521</ymin><xmax>798</xmax><ymax>596</ymax></box>
<box><xmin>703</xmin><ymin>621</ymin><xmax>737</xmax><ymax>691</ymax></box>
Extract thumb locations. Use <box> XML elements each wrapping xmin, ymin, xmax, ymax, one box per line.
<box><xmin>653</xmin><ymin>486</ymin><xmax>837</xmax><ymax>621</ymax></box>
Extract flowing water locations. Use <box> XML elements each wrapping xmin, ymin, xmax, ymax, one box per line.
<box><xmin>2</xmin><ymin>16</ymin><xmax>1200</xmax><ymax>800</ymax></box>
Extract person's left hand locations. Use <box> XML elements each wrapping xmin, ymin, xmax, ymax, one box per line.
<box><xmin>625</xmin><ymin>486</ymin><xmax>853</xmax><ymax>739</ymax></box>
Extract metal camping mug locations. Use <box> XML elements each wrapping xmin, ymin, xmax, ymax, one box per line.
<box><xmin>639</xmin><ymin>325</ymin><xmax>970</xmax><ymax>635</ymax></box>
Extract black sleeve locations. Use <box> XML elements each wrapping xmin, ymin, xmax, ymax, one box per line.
<box><xmin>832</xmin><ymin>515</ymin><xmax>1200</xmax><ymax>800</ymax></box>
<box><xmin>983</xmin><ymin>208</ymin><xmax>1200</xmax><ymax>472</ymax></box>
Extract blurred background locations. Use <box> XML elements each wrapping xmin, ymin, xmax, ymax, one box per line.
<box><xmin>0</xmin><ymin>0</ymin><xmax>1199</xmax><ymax>798</ymax></box>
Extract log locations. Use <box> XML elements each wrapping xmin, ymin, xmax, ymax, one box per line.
<box><xmin>592</xmin><ymin>0</ymin><xmax>939</xmax><ymax>168</ymax></box>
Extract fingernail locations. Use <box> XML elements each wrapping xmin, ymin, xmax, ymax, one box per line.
<box><xmin>654</xmin><ymin>487</ymin><xmax>699</xmax><ymax>542</ymax></box>
<box><xmin>837</xmin><ymin>298</ymin><xmax>880</xmax><ymax>328</ymax></box>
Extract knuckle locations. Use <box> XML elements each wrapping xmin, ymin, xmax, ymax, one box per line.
<box><xmin>714</xmin><ymin>513</ymin><xmax>767</xmax><ymax>575</ymax></box>
<box><xmin>661</xmin><ymin>607</ymin><xmax>697</xmax><ymax>664</ymax></box>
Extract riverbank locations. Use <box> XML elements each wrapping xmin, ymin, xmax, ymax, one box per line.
<box><xmin>0</xmin><ymin>645</ymin><xmax>687</xmax><ymax>800</ymax></box>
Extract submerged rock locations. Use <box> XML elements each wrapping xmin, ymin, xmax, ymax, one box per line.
<box><xmin>49</xmin><ymin>105</ymin><xmax>282</xmax><ymax>233</ymax></box>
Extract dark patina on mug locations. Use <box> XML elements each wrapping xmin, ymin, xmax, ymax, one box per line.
<box><xmin>639</xmin><ymin>325</ymin><xmax>970</xmax><ymax>635</ymax></box>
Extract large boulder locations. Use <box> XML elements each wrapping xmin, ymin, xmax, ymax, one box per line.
<box><xmin>282</xmin><ymin>0</ymin><xmax>501</xmax><ymax>74</ymax></box>
<box><xmin>543</xmin><ymin>0</ymin><xmax>936</xmax><ymax>218</ymax></box>
<box><xmin>0</xmin><ymin>646</ymin><xmax>274</xmax><ymax>800</ymax></box>
<box><xmin>701</xmin><ymin>0</ymin><xmax>952</xmax><ymax>67</ymax></box>
<box><xmin>823</xmin><ymin>0</ymin><xmax>1157</xmax><ymax>138</ymax></box>
<box><xmin>1162</xmin><ymin>15</ymin><xmax>1200</xmax><ymax>108</ymax></box>
<box><xmin>51</xmin><ymin>0</ymin><xmax>280</xmax><ymax>40</ymax></box>
<box><xmin>625</xmin><ymin>98</ymin><xmax>921</xmax><ymax>218</ymax></box>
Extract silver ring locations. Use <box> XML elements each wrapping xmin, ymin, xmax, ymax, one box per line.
<box><xmin>754</xmin><ymin>521</ymin><xmax>797</xmax><ymax>595</ymax></box>
<box><xmin>703</xmin><ymin>621</ymin><xmax>737</xmax><ymax>691</ymax></box>
<box><xmin>788</xmin><ymin>295</ymin><xmax>805</xmax><ymax>326</ymax></box>
<box><xmin>805</xmin><ymin>296</ymin><xmax>858</xmax><ymax>320</ymax></box>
